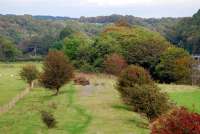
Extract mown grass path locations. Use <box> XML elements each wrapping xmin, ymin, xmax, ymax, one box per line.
<box><xmin>0</xmin><ymin>84</ymin><xmax>93</xmax><ymax>134</ymax></box>
<box><xmin>63</xmin><ymin>84</ymin><xmax>92</xmax><ymax>134</ymax></box>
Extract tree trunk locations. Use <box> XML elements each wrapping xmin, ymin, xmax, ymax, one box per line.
<box><xmin>29</xmin><ymin>81</ymin><xmax>34</xmax><ymax>89</ymax></box>
<box><xmin>55</xmin><ymin>88</ymin><xmax>59</xmax><ymax>95</ymax></box>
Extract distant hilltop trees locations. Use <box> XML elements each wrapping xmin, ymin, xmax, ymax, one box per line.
<box><xmin>1</xmin><ymin>9</ymin><xmax>200</xmax><ymax>57</ymax></box>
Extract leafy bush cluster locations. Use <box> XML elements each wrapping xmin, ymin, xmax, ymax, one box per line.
<box><xmin>0</xmin><ymin>36</ymin><xmax>21</xmax><ymax>61</ymax></box>
<box><xmin>151</xmin><ymin>107</ymin><xmax>200</xmax><ymax>134</ymax></box>
<box><xmin>20</xmin><ymin>64</ymin><xmax>39</xmax><ymax>87</ymax></box>
<box><xmin>117</xmin><ymin>65</ymin><xmax>169</xmax><ymax>120</ymax></box>
<box><xmin>155</xmin><ymin>47</ymin><xmax>192</xmax><ymax>84</ymax></box>
<box><xmin>57</xmin><ymin>24</ymin><xmax>192</xmax><ymax>84</ymax></box>
<box><xmin>41</xmin><ymin>111</ymin><xmax>56</xmax><ymax>128</ymax></box>
<box><xmin>103</xmin><ymin>53</ymin><xmax>127</xmax><ymax>76</ymax></box>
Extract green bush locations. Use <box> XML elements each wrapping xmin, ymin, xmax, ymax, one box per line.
<box><xmin>41</xmin><ymin>111</ymin><xmax>56</xmax><ymax>128</ymax></box>
<box><xmin>117</xmin><ymin>65</ymin><xmax>169</xmax><ymax>120</ymax></box>
<box><xmin>155</xmin><ymin>47</ymin><xmax>192</xmax><ymax>84</ymax></box>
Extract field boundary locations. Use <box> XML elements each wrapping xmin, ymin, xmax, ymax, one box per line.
<box><xmin>0</xmin><ymin>86</ymin><xmax>30</xmax><ymax>115</ymax></box>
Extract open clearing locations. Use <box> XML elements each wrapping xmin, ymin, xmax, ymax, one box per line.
<box><xmin>0</xmin><ymin>63</ymin><xmax>26</xmax><ymax>106</ymax></box>
<box><xmin>0</xmin><ymin>63</ymin><xmax>199</xmax><ymax>134</ymax></box>
<box><xmin>0</xmin><ymin>62</ymin><xmax>41</xmax><ymax>106</ymax></box>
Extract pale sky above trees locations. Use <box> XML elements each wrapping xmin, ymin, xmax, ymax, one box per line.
<box><xmin>0</xmin><ymin>0</ymin><xmax>199</xmax><ymax>17</ymax></box>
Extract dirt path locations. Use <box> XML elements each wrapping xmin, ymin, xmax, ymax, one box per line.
<box><xmin>79</xmin><ymin>85</ymin><xmax>96</xmax><ymax>96</ymax></box>
<box><xmin>0</xmin><ymin>86</ymin><xmax>30</xmax><ymax>115</ymax></box>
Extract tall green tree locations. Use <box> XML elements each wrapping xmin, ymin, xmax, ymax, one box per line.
<box><xmin>0</xmin><ymin>36</ymin><xmax>21</xmax><ymax>61</ymax></box>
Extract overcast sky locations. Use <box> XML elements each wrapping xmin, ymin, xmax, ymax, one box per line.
<box><xmin>0</xmin><ymin>0</ymin><xmax>199</xmax><ymax>18</ymax></box>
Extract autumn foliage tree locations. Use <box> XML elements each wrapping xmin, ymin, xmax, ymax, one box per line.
<box><xmin>117</xmin><ymin>65</ymin><xmax>169</xmax><ymax>120</ymax></box>
<box><xmin>20</xmin><ymin>64</ymin><xmax>39</xmax><ymax>88</ymax></box>
<box><xmin>155</xmin><ymin>47</ymin><xmax>192</xmax><ymax>84</ymax></box>
<box><xmin>103</xmin><ymin>53</ymin><xmax>127</xmax><ymax>76</ymax></box>
<box><xmin>40</xmin><ymin>51</ymin><xmax>74</xmax><ymax>95</ymax></box>
<box><xmin>151</xmin><ymin>107</ymin><xmax>200</xmax><ymax>134</ymax></box>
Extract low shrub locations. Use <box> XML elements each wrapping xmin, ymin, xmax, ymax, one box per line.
<box><xmin>151</xmin><ymin>107</ymin><xmax>200</xmax><ymax>134</ymax></box>
<box><xmin>124</xmin><ymin>85</ymin><xmax>169</xmax><ymax>119</ymax></box>
<box><xmin>118</xmin><ymin>65</ymin><xmax>153</xmax><ymax>87</ymax></box>
<box><xmin>20</xmin><ymin>64</ymin><xmax>39</xmax><ymax>87</ymax></box>
<box><xmin>117</xmin><ymin>65</ymin><xmax>169</xmax><ymax>120</ymax></box>
<box><xmin>41</xmin><ymin>111</ymin><xmax>56</xmax><ymax>128</ymax></box>
<box><xmin>103</xmin><ymin>53</ymin><xmax>127</xmax><ymax>76</ymax></box>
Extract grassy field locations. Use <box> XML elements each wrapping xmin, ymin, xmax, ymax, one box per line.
<box><xmin>0</xmin><ymin>63</ymin><xmax>199</xmax><ymax>134</ymax></box>
<box><xmin>0</xmin><ymin>74</ymin><xmax>149</xmax><ymax>134</ymax></box>
<box><xmin>0</xmin><ymin>63</ymin><xmax>26</xmax><ymax>105</ymax></box>
<box><xmin>0</xmin><ymin>62</ymin><xmax>41</xmax><ymax>106</ymax></box>
<box><xmin>158</xmin><ymin>84</ymin><xmax>200</xmax><ymax>113</ymax></box>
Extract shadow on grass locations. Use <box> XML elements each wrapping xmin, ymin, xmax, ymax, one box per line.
<box><xmin>59</xmin><ymin>89</ymin><xmax>75</xmax><ymax>96</ymax></box>
<box><xmin>112</xmin><ymin>104</ymin><xmax>149</xmax><ymax>129</ymax></box>
<box><xmin>42</xmin><ymin>94</ymin><xmax>54</xmax><ymax>101</ymax></box>
<box><xmin>111</xmin><ymin>104</ymin><xmax>132</xmax><ymax>112</ymax></box>
<box><xmin>128</xmin><ymin>117</ymin><xmax>149</xmax><ymax>129</ymax></box>
<box><xmin>42</xmin><ymin>88</ymin><xmax>74</xmax><ymax>101</ymax></box>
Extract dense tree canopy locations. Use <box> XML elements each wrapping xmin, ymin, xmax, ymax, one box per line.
<box><xmin>97</xmin><ymin>25</ymin><xmax>171</xmax><ymax>74</ymax></box>
<box><xmin>155</xmin><ymin>47</ymin><xmax>192</xmax><ymax>84</ymax></box>
<box><xmin>167</xmin><ymin>10</ymin><xmax>200</xmax><ymax>54</ymax></box>
<box><xmin>0</xmin><ymin>13</ymin><xmax>196</xmax><ymax>84</ymax></box>
<box><xmin>0</xmin><ymin>36</ymin><xmax>21</xmax><ymax>61</ymax></box>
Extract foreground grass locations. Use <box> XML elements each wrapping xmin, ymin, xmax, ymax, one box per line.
<box><xmin>0</xmin><ymin>75</ymin><xmax>149</xmax><ymax>134</ymax></box>
<box><xmin>76</xmin><ymin>74</ymin><xmax>149</xmax><ymax>134</ymax></box>
<box><xmin>0</xmin><ymin>84</ymin><xmax>93</xmax><ymax>134</ymax></box>
<box><xmin>0</xmin><ymin>69</ymin><xmax>199</xmax><ymax>133</ymax></box>
<box><xmin>0</xmin><ymin>62</ymin><xmax>41</xmax><ymax>106</ymax></box>
<box><xmin>0</xmin><ymin>63</ymin><xmax>26</xmax><ymax>105</ymax></box>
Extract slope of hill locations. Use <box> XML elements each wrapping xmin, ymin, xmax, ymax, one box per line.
<box><xmin>1</xmin><ymin>10</ymin><xmax>200</xmax><ymax>55</ymax></box>
<box><xmin>79</xmin><ymin>14</ymin><xmax>181</xmax><ymax>39</ymax></box>
<box><xmin>0</xmin><ymin>14</ymin><xmax>180</xmax><ymax>45</ymax></box>
<box><xmin>0</xmin><ymin>15</ymin><xmax>104</xmax><ymax>56</ymax></box>
<box><xmin>0</xmin><ymin>14</ymin><xmax>66</xmax><ymax>44</ymax></box>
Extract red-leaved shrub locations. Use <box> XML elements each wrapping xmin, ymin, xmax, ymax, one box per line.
<box><xmin>39</xmin><ymin>51</ymin><xmax>74</xmax><ymax>95</ymax></box>
<box><xmin>151</xmin><ymin>107</ymin><xmax>200</xmax><ymax>134</ymax></box>
<box><xmin>104</xmin><ymin>53</ymin><xmax>127</xmax><ymax>76</ymax></box>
